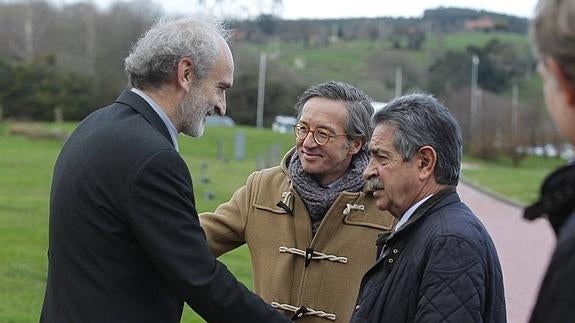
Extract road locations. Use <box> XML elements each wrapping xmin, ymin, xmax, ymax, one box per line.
<box><xmin>458</xmin><ymin>182</ymin><xmax>555</xmax><ymax>323</ymax></box>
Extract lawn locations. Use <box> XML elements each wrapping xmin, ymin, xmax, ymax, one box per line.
<box><xmin>0</xmin><ymin>121</ymin><xmax>565</xmax><ymax>322</ymax></box>
<box><xmin>462</xmin><ymin>154</ymin><xmax>566</xmax><ymax>205</ymax></box>
<box><xmin>0</xmin><ymin>122</ymin><xmax>294</xmax><ymax>323</ymax></box>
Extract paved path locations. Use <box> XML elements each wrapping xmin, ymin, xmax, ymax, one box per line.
<box><xmin>458</xmin><ymin>182</ymin><xmax>555</xmax><ymax>323</ymax></box>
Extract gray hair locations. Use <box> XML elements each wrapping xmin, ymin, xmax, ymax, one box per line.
<box><xmin>294</xmin><ymin>81</ymin><xmax>374</xmax><ymax>151</ymax></box>
<box><xmin>373</xmin><ymin>93</ymin><xmax>462</xmax><ymax>185</ymax></box>
<box><xmin>125</xmin><ymin>15</ymin><xmax>231</xmax><ymax>89</ymax></box>
<box><xmin>531</xmin><ymin>0</ymin><xmax>575</xmax><ymax>81</ymax></box>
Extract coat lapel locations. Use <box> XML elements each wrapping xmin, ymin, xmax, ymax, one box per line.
<box><xmin>115</xmin><ymin>90</ymin><xmax>173</xmax><ymax>145</ymax></box>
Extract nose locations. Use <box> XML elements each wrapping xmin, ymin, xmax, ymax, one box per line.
<box><xmin>363</xmin><ymin>159</ymin><xmax>377</xmax><ymax>180</ymax></box>
<box><xmin>302</xmin><ymin>130</ymin><xmax>318</xmax><ymax>148</ymax></box>
<box><xmin>215</xmin><ymin>95</ymin><xmax>226</xmax><ymax>116</ymax></box>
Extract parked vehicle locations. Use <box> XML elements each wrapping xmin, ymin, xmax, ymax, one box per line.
<box><xmin>206</xmin><ymin>115</ymin><xmax>235</xmax><ymax>127</ymax></box>
<box><xmin>272</xmin><ymin>115</ymin><xmax>298</xmax><ymax>134</ymax></box>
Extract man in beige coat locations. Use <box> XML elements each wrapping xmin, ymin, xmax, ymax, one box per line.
<box><xmin>200</xmin><ymin>81</ymin><xmax>395</xmax><ymax>322</ymax></box>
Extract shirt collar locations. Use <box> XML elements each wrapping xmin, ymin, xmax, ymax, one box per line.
<box><xmin>395</xmin><ymin>194</ymin><xmax>434</xmax><ymax>232</ymax></box>
<box><xmin>130</xmin><ymin>88</ymin><xmax>179</xmax><ymax>152</ymax></box>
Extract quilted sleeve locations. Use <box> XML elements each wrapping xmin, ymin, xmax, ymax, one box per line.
<box><xmin>415</xmin><ymin>235</ymin><xmax>487</xmax><ymax>323</ymax></box>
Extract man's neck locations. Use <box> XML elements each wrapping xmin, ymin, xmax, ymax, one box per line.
<box><xmin>139</xmin><ymin>86</ymin><xmax>181</xmax><ymax>130</ymax></box>
<box><xmin>395</xmin><ymin>182</ymin><xmax>448</xmax><ymax>218</ymax></box>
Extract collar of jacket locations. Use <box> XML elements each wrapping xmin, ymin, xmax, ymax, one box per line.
<box><xmin>280</xmin><ymin>146</ymin><xmax>296</xmax><ymax>176</ymax></box>
<box><xmin>524</xmin><ymin>162</ymin><xmax>575</xmax><ymax>235</ymax></box>
<box><xmin>115</xmin><ymin>90</ymin><xmax>173</xmax><ymax>146</ymax></box>
<box><xmin>375</xmin><ymin>186</ymin><xmax>457</xmax><ymax>249</ymax></box>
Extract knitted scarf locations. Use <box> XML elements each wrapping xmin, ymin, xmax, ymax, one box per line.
<box><xmin>288</xmin><ymin>150</ymin><xmax>368</xmax><ymax>233</ymax></box>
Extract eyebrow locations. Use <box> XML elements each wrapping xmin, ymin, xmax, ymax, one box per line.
<box><xmin>297</xmin><ymin>120</ymin><xmax>337</xmax><ymax>133</ymax></box>
<box><xmin>369</xmin><ymin>147</ymin><xmax>391</xmax><ymax>156</ymax></box>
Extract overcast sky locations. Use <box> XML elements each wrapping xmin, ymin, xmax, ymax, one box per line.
<box><xmin>279</xmin><ymin>0</ymin><xmax>539</xmax><ymax>19</ymax></box>
<box><xmin>56</xmin><ymin>0</ymin><xmax>540</xmax><ymax>20</ymax></box>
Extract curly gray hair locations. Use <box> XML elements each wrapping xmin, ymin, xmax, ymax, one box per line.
<box><xmin>125</xmin><ymin>15</ymin><xmax>231</xmax><ymax>89</ymax></box>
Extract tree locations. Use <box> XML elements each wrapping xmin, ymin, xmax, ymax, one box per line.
<box><xmin>427</xmin><ymin>50</ymin><xmax>471</xmax><ymax>95</ymax></box>
<box><xmin>428</xmin><ymin>39</ymin><xmax>531</xmax><ymax>95</ymax></box>
<box><xmin>2</xmin><ymin>57</ymin><xmax>96</xmax><ymax>121</ymax></box>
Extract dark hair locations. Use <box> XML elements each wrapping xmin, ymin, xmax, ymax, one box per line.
<box><xmin>373</xmin><ymin>93</ymin><xmax>462</xmax><ymax>185</ymax></box>
<box><xmin>294</xmin><ymin>81</ymin><xmax>374</xmax><ymax>151</ymax></box>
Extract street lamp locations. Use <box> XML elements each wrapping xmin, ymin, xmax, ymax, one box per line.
<box><xmin>470</xmin><ymin>54</ymin><xmax>480</xmax><ymax>147</ymax></box>
<box><xmin>256</xmin><ymin>52</ymin><xmax>268</xmax><ymax>129</ymax></box>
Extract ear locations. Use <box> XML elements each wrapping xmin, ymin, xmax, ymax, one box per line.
<box><xmin>348</xmin><ymin>138</ymin><xmax>363</xmax><ymax>155</ymax></box>
<box><xmin>176</xmin><ymin>57</ymin><xmax>195</xmax><ymax>92</ymax></box>
<box><xmin>545</xmin><ymin>57</ymin><xmax>575</xmax><ymax>105</ymax></box>
<box><xmin>415</xmin><ymin>146</ymin><xmax>437</xmax><ymax>181</ymax></box>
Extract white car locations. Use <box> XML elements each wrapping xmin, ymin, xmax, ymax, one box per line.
<box><xmin>272</xmin><ymin>115</ymin><xmax>298</xmax><ymax>134</ymax></box>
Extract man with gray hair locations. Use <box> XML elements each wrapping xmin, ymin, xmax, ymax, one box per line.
<box><xmin>200</xmin><ymin>81</ymin><xmax>395</xmax><ymax>322</ymax></box>
<box><xmin>351</xmin><ymin>93</ymin><xmax>506</xmax><ymax>323</ymax></box>
<box><xmin>40</xmin><ymin>16</ymin><xmax>290</xmax><ymax>323</ymax></box>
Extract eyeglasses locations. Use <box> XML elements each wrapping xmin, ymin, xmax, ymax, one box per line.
<box><xmin>293</xmin><ymin>123</ymin><xmax>348</xmax><ymax>146</ymax></box>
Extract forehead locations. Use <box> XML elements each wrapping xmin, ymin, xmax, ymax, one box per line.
<box><xmin>369</xmin><ymin>123</ymin><xmax>397</xmax><ymax>150</ymax></box>
<box><xmin>208</xmin><ymin>39</ymin><xmax>234</xmax><ymax>84</ymax></box>
<box><xmin>299</xmin><ymin>97</ymin><xmax>348</xmax><ymax>129</ymax></box>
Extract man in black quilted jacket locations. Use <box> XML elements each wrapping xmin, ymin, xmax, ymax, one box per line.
<box><xmin>350</xmin><ymin>93</ymin><xmax>506</xmax><ymax>323</ymax></box>
<box><xmin>525</xmin><ymin>0</ymin><xmax>575</xmax><ymax>322</ymax></box>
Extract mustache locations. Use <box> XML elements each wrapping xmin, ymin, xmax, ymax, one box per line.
<box><xmin>363</xmin><ymin>178</ymin><xmax>385</xmax><ymax>193</ymax></box>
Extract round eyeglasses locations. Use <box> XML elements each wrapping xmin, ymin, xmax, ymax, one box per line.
<box><xmin>293</xmin><ymin>123</ymin><xmax>348</xmax><ymax>146</ymax></box>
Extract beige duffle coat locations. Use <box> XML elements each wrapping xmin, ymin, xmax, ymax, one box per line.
<box><xmin>200</xmin><ymin>149</ymin><xmax>395</xmax><ymax>322</ymax></box>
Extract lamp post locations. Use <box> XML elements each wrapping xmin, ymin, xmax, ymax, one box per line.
<box><xmin>395</xmin><ymin>66</ymin><xmax>402</xmax><ymax>98</ymax></box>
<box><xmin>470</xmin><ymin>54</ymin><xmax>480</xmax><ymax>147</ymax></box>
<box><xmin>256</xmin><ymin>52</ymin><xmax>267</xmax><ymax>129</ymax></box>
<box><xmin>511</xmin><ymin>84</ymin><xmax>519</xmax><ymax>141</ymax></box>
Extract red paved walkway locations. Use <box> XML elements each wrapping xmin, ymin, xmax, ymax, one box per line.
<box><xmin>458</xmin><ymin>182</ymin><xmax>555</xmax><ymax>323</ymax></box>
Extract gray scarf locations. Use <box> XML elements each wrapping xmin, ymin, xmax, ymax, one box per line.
<box><xmin>288</xmin><ymin>150</ymin><xmax>368</xmax><ymax>233</ymax></box>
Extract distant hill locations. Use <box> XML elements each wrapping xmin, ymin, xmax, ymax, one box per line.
<box><xmin>423</xmin><ymin>7</ymin><xmax>529</xmax><ymax>34</ymax></box>
<box><xmin>232</xmin><ymin>7</ymin><xmax>529</xmax><ymax>44</ymax></box>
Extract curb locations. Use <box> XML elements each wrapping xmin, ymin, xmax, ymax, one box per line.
<box><xmin>460</xmin><ymin>177</ymin><xmax>526</xmax><ymax>209</ymax></box>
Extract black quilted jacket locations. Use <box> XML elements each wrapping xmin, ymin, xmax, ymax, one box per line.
<box><xmin>526</xmin><ymin>163</ymin><xmax>575</xmax><ymax>323</ymax></box>
<box><xmin>351</xmin><ymin>188</ymin><xmax>507</xmax><ymax>323</ymax></box>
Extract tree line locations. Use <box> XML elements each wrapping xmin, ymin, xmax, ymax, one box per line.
<box><xmin>0</xmin><ymin>0</ymin><xmax>561</xmax><ymax>165</ymax></box>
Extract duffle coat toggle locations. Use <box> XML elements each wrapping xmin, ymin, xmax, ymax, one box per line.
<box><xmin>271</xmin><ymin>302</ymin><xmax>337</xmax><ymax>321</ymax></box>
<box><xmin>343</xmin><ymin>203</ymin><xmax>365</xmax><ymax>215</ymax></box>
<box><xmin>278</xmin><ymin>246</ymin><xmax>348</xmax><ymax>265</ymax></box>
<box><xmin>276</xmin><ymin>191</ymin><xmax>294</xmax><ymax>216</ymax></box>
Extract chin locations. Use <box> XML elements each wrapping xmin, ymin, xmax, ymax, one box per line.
<box><xmin>300</xmin><ymin>160</ymin><xmax>320</xmax><ymax>173</ymax></box>
<box><xmin>183</xmin><ymin>124</ymin><xmax>204</xmax><ymax>138</ymax></box>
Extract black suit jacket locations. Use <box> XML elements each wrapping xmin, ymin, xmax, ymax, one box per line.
<box><xmin>40</xmin><ymin>90</ymin><xmax>289</xmax><ymax>323</ymax></box>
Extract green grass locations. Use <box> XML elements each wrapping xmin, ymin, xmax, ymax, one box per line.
<box><xmin>424</xmin><ymin>31</ymin><xmax>530</xmax><ymax>52</ymax></box>
<box><xmin>0</xmin><ymin>129</ymin><xmax>62</xmax><ymax>323</ymax></box>
<box><xmin>1</xmin><ymin>120</ymin><xmax>565</xmax><ymax>322</ymax></box>
<box><xmin>250</xmin><ymin>32</ymin><xmax>531</xmax><ymax>101</ymax></box>
<box><xmin>0</xmin><ymin>121</ymin><xmax>294</xmax><ymax>323</ymax></box>
<box><xmin>462</xmin><ymin>154</ymin><xmax>565</xmax><ymax>205</ymax></box>
<box><xmin>271</xmin><ymin>40</ymin><xmax>385</xmax><ymax>84</ymax></box>
<box><xmin>269</xmin><ymin>32</ymin><xmax>530</xmax><ymax>82</ymax></box>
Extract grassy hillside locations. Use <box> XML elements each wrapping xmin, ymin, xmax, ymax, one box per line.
<box><xmin>424</xmin><ymin>32</ymin><xmax>530</xmax><ymax>52</ymax></box>
<box><xmin>246</xmin><ymin>31</ymin><xmax>532</xmax><ymax>102</ymax></box>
